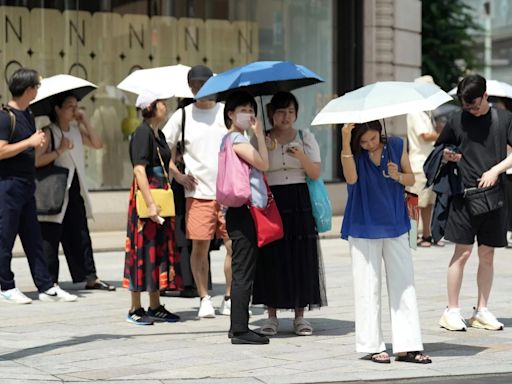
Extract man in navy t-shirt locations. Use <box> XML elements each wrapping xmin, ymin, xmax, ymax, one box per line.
<box><xmin>436</xmin><ymin>74</ymin><xmax>512</xmax><ymax>332</ymax></box>
<box><xmin>0</xmin><ymin>68</ymin><xmax>77</xmax><ymax>304</ymax></box>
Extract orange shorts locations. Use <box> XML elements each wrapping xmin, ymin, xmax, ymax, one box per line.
<box><xmin>186</xmin><ymin>198</ymin><xmax>228</xmax><ymax>240</ymax></box>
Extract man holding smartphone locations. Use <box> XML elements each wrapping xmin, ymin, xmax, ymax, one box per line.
<box><xmin>436</xmin><ymin>74</ymin><xmax>512</xmax><ymax>332</ymax></box>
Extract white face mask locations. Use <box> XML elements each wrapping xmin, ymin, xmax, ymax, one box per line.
<box><xmin>235</xmin><ymin>112</ymin><xmax>253</xmax><ymax>130</ymax></box>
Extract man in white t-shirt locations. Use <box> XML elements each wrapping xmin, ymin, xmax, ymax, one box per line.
<box><xmin>163</xmin><ymin>65</ymin><xmax>232</xmax><ymax>319</ymax></box>
<box><xmin>407</xmin><ymin>75</ymin><xmax>441</xmax><ymax>247</ymax></box>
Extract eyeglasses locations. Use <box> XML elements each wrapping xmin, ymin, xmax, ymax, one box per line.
<box><xmin>462</xmin><ymin>97</ymin><xmax>483</xmax><ymax>112</ymax></box>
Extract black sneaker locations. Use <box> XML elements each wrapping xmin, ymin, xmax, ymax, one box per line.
<box><xmin>126</xmin><ymin>308</ymin><xmax>154</xmax><ymax>325</ymax></box>
<box><xmin>147</xmin><ymin>305</ymin><xmax>180</xmax><ymax>323</ymax></box>
<box><xmin>231</xmin><ymin>330</ymin><xmax>269</xmax><ymax>345</ymax></box>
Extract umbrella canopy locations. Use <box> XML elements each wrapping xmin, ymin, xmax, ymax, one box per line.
<box><xmin>311</xmin><ymin>81</ymin><xmax>451</xmax><ymax>125</ymax></box>
<box><xmin>117</xmin><ymin>64</ymin><xmax>193</xmax><ymax>99</ymax></box>
<box><xmin>448</xmin><ymin>79</ymin><xmax>512</xmax><ymax>99</ymax></box>
<box><xmin>194</xmin><ymin>60</ymin><xmax>323</xmax><ymax>101</ymax></box>
<box><xmin>30</xmin><ymin>74</ymin><xmax>97</xmax><ymax>117</ymax></box>
<box><xmin>432</xmin><ymin>103</ymin><xmax>461</xmax><ymax>119</ymax></box>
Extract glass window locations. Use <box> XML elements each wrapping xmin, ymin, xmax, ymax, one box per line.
<box><xmin>0</xmin><ymin>0</ymin><xmax>335</xmax><ymax>189</ymax></box>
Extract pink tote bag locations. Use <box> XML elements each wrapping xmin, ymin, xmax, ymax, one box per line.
<box><xmin>216</xmin><ymin>133</ymin><xmax>251</xmax><ymax>207</ymax></box>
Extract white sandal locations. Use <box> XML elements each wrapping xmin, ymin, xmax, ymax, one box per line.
<box><xmin>260</xmin><ymin>317</ymin><xmax>279</xmax><ymax>336</ymax></box>
<box><xmin>293</xmin><ymin>317</ymin><xmax>313</xmax><ymax>336</ymax></box>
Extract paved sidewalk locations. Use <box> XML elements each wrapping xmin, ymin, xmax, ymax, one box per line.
<box><xmin>2</xmin><ymin>236</ymin><xmax>512</xmax><ymax>383</ymax></box>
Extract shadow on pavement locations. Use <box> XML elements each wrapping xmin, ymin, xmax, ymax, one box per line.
<box><xmin>423</xmin><ymin>342</ymin><xmax>487</xmax><ymax>357</ymax></box>
<box><xmin>0</xmin><ymin>331</ymin><xmax>228</xmax><ymax>361</ymax></box>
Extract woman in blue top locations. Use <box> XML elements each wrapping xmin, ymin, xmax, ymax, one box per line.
<box><xmin>222</xmin><ymin>91</ymin><xmax>269</xmax><ymax>345</ymax></box>
<box><xmin>341</xmin><ymin>120</ymin><xmax>431</xmax><ymax>364</ymax></box>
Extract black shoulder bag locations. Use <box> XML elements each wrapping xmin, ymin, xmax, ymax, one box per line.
<box><xmin>35</xmin><ymin>128</ymin><xmax>69</xmax><ymax>215</ymax></box>
<box><xmin>463</xmin><ymin>109</ymin><xmax>506</xmax><ymax>216</ymax></box>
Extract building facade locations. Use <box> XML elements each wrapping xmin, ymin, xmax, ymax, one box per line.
<box><xmin>0</xmin><ymin>0</ymin><xmax>421</xmax><ymax>230</ymax></box>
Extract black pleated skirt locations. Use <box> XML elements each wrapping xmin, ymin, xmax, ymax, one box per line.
<box><xmin>252</xmin><ymin>183</ymin><xmax>327</xmax><ymax>309</ymax></box>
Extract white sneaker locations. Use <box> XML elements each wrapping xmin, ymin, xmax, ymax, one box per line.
<box><xmin>468</xmin><ymin>307</ymin><xmax>504</xmax><ymax>330</ymax></box>
<box><xmin>219</xmin><ymin>298</ymin><xmax>231</xmax><ymax>316</ymax></box>
<box><xmin>39</xmin><ymin>285</ymin><xmax>77</xmax><ymax>302</ymax></box>
<box><xmin>439</xmin><ymin>307</ymin><xmax>467</xmax><ymax>331</ymax></box>
<box><xmin>198</xmin><ymin>295</ymin><xmax>215</xmax><ymax>318</ymax></box>
<box><xmin>0</xmin><ymin>288</ymin><xmax>32</xmax><ymax>304</ymax></box>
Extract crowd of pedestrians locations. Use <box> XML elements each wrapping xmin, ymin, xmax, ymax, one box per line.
<box><xmin>1</xmin><ymin>66</ymin><xmax>512</xmax><ymax>363</ymax></box>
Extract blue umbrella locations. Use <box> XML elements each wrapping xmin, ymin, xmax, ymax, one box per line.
<box><xmin>194</xmin><ymin>60</ymin><xmax>323</xmax><ymax>101</ymax></box>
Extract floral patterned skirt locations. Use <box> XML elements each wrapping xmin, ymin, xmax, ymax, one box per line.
<box><xmin>123</xmin><ymin>175</ymin><xmax>183</xmax><ymax>292</ymax></box>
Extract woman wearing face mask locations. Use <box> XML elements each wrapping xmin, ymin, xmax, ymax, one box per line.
<box><xmin>123</xmin><ymin>90</ymin><xmax>183</xmax><ymax>325</ymax></box>
<box><xmin>221</xmin><ymin>90</ymin><xmax>269</xmax><ymax>344</ymax></box>
<box><xmin>36</xmin><ymin>92</ymin><xmax>114</xmax><ymax>296</ymax></box>
<box><xmin>340</xmin><ymin>121</ymin><xmax>431</xmax><ymax>364</ymax></box>
<box><xmin>251</xmin><ymin>91</ymin><xmax>327</xmax><ymax>337</ymax></box>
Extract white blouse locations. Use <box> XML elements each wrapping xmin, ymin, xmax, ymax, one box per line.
<box><xmin>254</xmin><ymin>129</ymin><xmax>321</xmax><ymax>186</ymax></box>
<box><xmin>38</xmin><ymin>122</ymin><xmax>93</xmax><ymax>223</ymax></box>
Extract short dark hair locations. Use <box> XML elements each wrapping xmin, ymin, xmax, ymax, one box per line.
<box><xmin>223</xmin><ymin>90</ymin><xmax>258</xmax><ymax>128</ymax></box>
<box><xmin>351</xmin><ymin>120</ymin><xmax>384</xmax><ymax>156</ymax></box>
<box><xmin>457</xmin><ymin>74</ymin><xmax>486</xmax><ymax>104</ymax></box>
<box><xmin>8</xmin><ymin>68</ymin><xmax>40</xmax><ymax>97</ymax></box>
<box><xmin>141</xmin><ymin>101</ymin><xmax>158</xmax><ymax>119</ymax></box>
<box><xmin>267</xmin><ymin>92</ymin><xmax>299</xmax><ymax>125</ymax></box>
<box><xmin>48</xmin><ymin>92</ymin><xmax>76</xmax><ymax>123</ymax></box>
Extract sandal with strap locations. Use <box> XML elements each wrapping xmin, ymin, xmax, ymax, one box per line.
<box><xmin>395</xmin><ymin>351</ymin><xmax>432</xmax><ymax>364</ymax></box>
<box><xmin>260</xmin><ymin>317</ymin><xmax>279</xmax><ymax>336</ymax></box>
<box><xmin>85</xmin><ymin>279</ymin><xmax>116</xmax><ymax>291</ymax></box>
<box><xmin>417</xmin><ymin>236</ymin><xmax>432</xmax><ymax>248</ymax></box>
<box><xmin>293</xmin><ymin>317</ymin><xmax>313</xmax><ymax>336</ymax></box>
<box><xmin>364</xmin><ymin>351</ymin><xmax>391</xmax><ymax>364</ymax></box>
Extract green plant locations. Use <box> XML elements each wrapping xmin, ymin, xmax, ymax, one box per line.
<box><xmin>422</xmin><ymin>0</ymin><xmax>482</xmax><ymax>91</ymax></box>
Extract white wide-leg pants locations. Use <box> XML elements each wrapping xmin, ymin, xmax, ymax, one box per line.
<box><xmin>349</xmin><ymin>234</ymin><xmax>424</xmax><ymax>354</ymax></box>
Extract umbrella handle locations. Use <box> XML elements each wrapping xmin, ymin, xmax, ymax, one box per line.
<box><xmin>382</xmin><ymin>170</ymin><xmax>391</xmax><ymax>178</ymax></box>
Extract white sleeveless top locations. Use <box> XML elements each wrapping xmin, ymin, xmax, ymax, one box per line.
<box><xmin>37</xmin><ymin>122</ymin><xmax>93</xmax><ymax>223</ymax></box>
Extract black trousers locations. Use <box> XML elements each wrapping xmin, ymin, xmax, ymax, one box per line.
<box><xmin>0</xmin><ymin>177</ymin><xmax>54</xmax><ymax>292</ymax></box>
<box><xmin>39</xmin><ymin>173</ymin><xmax>97</xmax><ymax>284</ymax></box>
<box><xmin>226</xmin><ymin>205</ymin><xmax>259</xmax><ymax>334</ymax></box>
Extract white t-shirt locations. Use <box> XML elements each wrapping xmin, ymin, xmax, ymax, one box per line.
<box><xmin>407</xmin><ymin>111</ymin><xmax>435</xmax><ymax>174</ymax></box>
<box><xmin>163</xmin><ymin>103</ymin><xmax>226</xmax><ymax>199</ymax></box>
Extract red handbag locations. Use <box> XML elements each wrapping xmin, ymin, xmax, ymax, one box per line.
<box><xmin>249</xmin><ymin>178</ymin><xmax>284</xmax><ymax>247</ymax></box>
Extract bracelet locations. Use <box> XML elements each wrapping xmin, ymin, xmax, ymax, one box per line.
<box><xmin>398</xmin><ymin>173</ymin><xmax>403</xmax><ymax>183</ymax></box>
<box><xmin>341</xmin><ymin>153</ymin><xmax>354</xmax><ymax>158</ymax></box>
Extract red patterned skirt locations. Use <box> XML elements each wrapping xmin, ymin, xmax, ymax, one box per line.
<box><xmin>123</xmin><ymin>175</ymin><xmax>183</xmax><ymax>292</ymax></box>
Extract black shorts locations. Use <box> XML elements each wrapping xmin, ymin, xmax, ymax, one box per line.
<box><xmin>444</xmin><ymin>195</ymin><xmax>507</xmax><ymax>247</ymax></box>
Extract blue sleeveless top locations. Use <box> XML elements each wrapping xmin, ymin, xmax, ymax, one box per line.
<box><xmin>341</xmin><ymin>136</ymin><xmax>410</xmax><ymax>240</ymax></box>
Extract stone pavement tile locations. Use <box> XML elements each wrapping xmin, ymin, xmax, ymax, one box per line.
<box><xmin>162</xmin><ymin>380</ymin><xmax>263</xmax><ymax>384</ymax></box>
<box><xmin>2</xmin><ymin>240</ymin><xmax>512</xmax><ymax>383</ymax></box>
<box><xmin>254</xmin><ymin>367</ymin><xmax>361</xmax><ymax>384</ymax></box>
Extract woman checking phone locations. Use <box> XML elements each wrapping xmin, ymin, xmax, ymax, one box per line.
<box><xmin>251</xmin><ymin>92</ymin><xmax>327</xmax><ymax>337</ymax></box>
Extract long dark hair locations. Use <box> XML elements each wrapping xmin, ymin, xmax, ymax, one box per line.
<box><xmin>49</xmin><ymin>92</ymin><xmax>76</xmax><ymax>123</ymax></box>
<box><xmin>350</xmin><ymin>120</ymin><xmax>384</xmax><ymax>156</ymax></box>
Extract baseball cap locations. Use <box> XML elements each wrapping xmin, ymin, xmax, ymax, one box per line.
<box><xmin>187</xmin><ymin>65</ymin><xmax>213</xmax><ymax>83</ymax></box>
<box><xmin>135</xmin><ymin>90</ymin><xmax>171</xmax><ymax>109</ymax></box>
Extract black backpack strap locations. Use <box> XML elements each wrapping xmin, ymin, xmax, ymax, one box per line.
<box><xmin>491</xmin><ymin>108</ymin><xmax>507</xmax><ymax>186</ymax></box>
<box><xmin>1</xmin><ymin>105</ymin><xmax>16</xmax><ymax>142</ymax></box>
<box><xmin>181</xmin><ymin>106</ymin><xmax>186</xmax><ymax>154</ymax></box>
